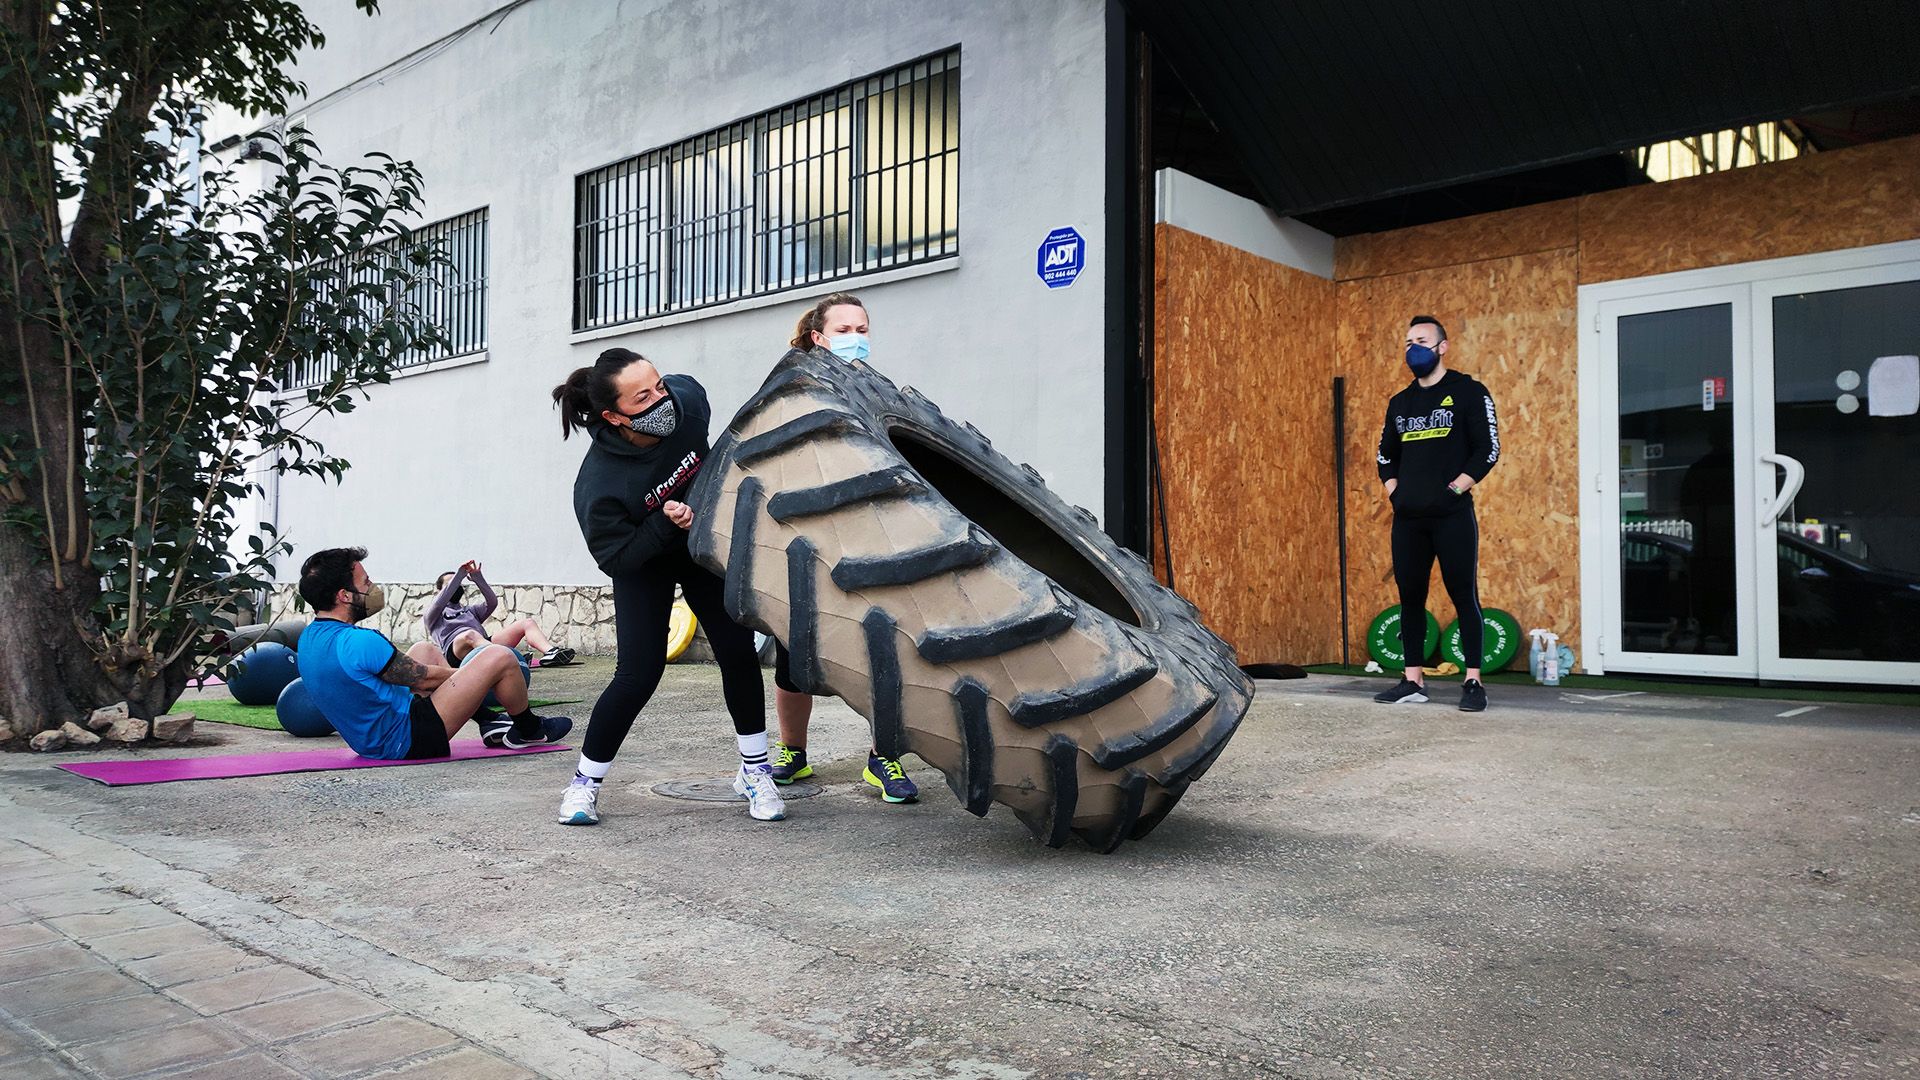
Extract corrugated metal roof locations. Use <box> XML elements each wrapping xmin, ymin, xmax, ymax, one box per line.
<box><xmin>1127</xmin><ymin>0</ymin><xmax>1920</xmax><ymax>216</ymax></box>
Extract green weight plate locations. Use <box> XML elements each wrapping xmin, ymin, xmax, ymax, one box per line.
<box><xmin>1441</xmin><ymin>608</ymin><xmax>1523</xmax><ymax>670</ymax></box>
<box><xmin>1366</xmin><ymin>605</ymin><xmax>1441</xmax><ymax>668</ymax></box>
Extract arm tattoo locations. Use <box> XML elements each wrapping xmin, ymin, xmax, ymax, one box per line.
<box><xmin>378</xmin><ymin>650</ymin><xmax>432</xmax><ymax>689</ymax></box>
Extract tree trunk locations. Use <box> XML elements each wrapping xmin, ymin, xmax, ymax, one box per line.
<box><xmin>0</xmin><ymin>524</ymin><xmax>117</xmax><ymax>734</ymax></box>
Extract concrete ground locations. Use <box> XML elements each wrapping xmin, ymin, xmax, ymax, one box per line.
<box><xmin>2</xmin><ymin>661</ymin><xmax>1918</xmax><ymax>1079</ymax></box>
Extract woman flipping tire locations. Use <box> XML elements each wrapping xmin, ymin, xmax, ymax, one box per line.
<box><xmin>686</xmin><ymin>347</ymin><xmax>1252</xmax><ymax>849</ymax></box>
<box><xmin>550</xmin><ymin>349</ymin><xmax>787</xmax><ymax>826</ymax></box>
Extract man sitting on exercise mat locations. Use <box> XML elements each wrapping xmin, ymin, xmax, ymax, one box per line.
<box><xmin>296</xmin><ymin>546</ymin><xmax>571</xmax><ymax>758</ymax></box>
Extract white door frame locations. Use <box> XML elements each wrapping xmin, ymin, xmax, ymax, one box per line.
<box><xmin>1577</xmin><ymin>238</ymin><xmax>1920</xmax><ymax>682</ymax></box>
<box><xmin>1587</xmin><ymin>284</ymin><xmax>1758</xmax><ymax>678</ymax></box>
<box><xmin>1752</xmin><ymin>259</ymin><xmax>1920</xmax><ymax>685</ymax></box>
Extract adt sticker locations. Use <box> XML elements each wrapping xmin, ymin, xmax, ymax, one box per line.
<box><xmin>1037</xmin><ymin>227</ymin><xmax>1085</xmax><ymax>289</ymax></box>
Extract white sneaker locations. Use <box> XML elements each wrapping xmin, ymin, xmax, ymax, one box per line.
<box><xmin>557</xmin><ymin>776</ymin><xmax>600</xmax><ymax>826</ymax></box>
<box><xmin>732</xmin><ymin>764</ymin><xmax>787</xmax><ymax>821</ymax></box>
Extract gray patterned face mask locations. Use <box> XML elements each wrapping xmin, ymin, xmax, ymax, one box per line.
<box><xmin>622</xmin><ymin>393</ymin><xmax>678</xmax><ymax>437</ymax></box>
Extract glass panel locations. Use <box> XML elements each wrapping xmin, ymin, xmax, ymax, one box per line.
<box><xmin>1771</xmin><ymin>280</ymin><xmax>1920</xmax><ymax>662</ymax></box>
<box><xmin>669</xmin><ymin>133</ymin><xmax>753</xmax><ymax>309</ymax></box>
<box><xmin>581</xmin><ymin>159</ymin><xmax>661</xmax><ymax>327</ymax></box>
<box><xmin>860</xmin><ymin>64</ymin><xmax>959</xmax><ymax>266</ymax></box>
<box><xmin>762</xmin><ymin>102</ymin><xmax>853</xmax><ymax>290</ymax></box>
<box><xmin>1617</xmin><ymin>304</ymin><xmax>1737</xmax><ymax>654</ymax></box>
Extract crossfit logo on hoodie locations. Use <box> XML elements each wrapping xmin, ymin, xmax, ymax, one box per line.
<box><xmin>1482</xmin><ymin>395</ymin><xmax>1500</xmax><ymax>464</ymax></box>
<box><xmin>1396</xmin><ymin>408</ymin><xmax>1455</xmax><ymax>443</ymax></box>
<box><xmin>644</xmin><ymin>451</ymin><xmax>703</xmax><ymax>511</ymax></box>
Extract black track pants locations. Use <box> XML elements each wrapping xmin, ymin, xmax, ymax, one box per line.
<box><xmin>1391</xmin><ymin>507</ymin><xmax>1484</xmax><ymax>670</ymax></box>
<box><xmin>580</xmin><ymin>547</ymin><xmax>765</xmax><ymax>765</ymax></box>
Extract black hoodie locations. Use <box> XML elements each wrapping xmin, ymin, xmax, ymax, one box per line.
<box><xmin>572</xmin><ymin>373</ymin><xmax>712</xmax><ymax>577</ymax></box>
<box><xmin>1376</xmin><ymin>368</ymin><xmax>1500</xmax><ymax>518</ymax></box>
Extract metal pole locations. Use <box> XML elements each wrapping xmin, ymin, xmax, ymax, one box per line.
<box><xmin>1333</xmin><ymin>375</ymin><xmax>1351</xmax><ymax>666</ymax></box>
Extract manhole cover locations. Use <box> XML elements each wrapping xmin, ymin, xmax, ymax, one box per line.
<box><xmin>651</xmin><ymin>777</ymin><xmax>824</xmax><ymax>802</ymax></box>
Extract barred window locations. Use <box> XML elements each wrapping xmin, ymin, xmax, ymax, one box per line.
<box><xmin>285</xmin><ymin>208</ymin><xmax>489</xmax><ymax>391</ymax></box>
<box><xmin>574</xmin><ymin>47</ymin><xmax>958</xmax><ymax>331</ymax></box>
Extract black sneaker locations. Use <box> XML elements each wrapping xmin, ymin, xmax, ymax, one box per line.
<box><xmin>1372</xmin><ymin>679</ymin><xmax>1429</xmax><ymax>704</ymax></box>
<box><xmin>769</xmin><ymin>744</ymin><xmax>813</xmax><ymax>784</ymax></box>
<box><xmin>1459</xmin><ymin>678</ymin><xmax>1488</xmax><ymax>712</ymax></box>
<box><xmin>475</xmin><ymin>708</ymin><xmax>512</xmax><ymax>748</ymax></box>
<box><xmin>504</xmin><ymin>714</ymin><xmax>573</xmax><ymax>749</ymax></box>
<box><xmin>541</xmin><ymin>647</ymin><xmax>576</xmax><ymax>667</ymax></box>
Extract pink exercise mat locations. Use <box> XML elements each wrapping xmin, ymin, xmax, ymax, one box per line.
<box><xmin>55</xmin><ymin>741</ymin><xmax>567</xmax><ymax>786</ymax></box>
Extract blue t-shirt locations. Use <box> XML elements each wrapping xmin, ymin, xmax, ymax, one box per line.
<box><xmin>297</xmin><ymin>619</ymin><xmax>415</xmax><ymax>760</ymax></box>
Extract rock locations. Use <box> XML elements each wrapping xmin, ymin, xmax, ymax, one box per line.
<box><xmin>105</xmin><ymin>717</ymin><xmax>149</xmax><ymax>743</ymax></box>
<box><xmin>0</xmin><ymin>716</ymin><xmax>15</xmax><ymax>742</ymax></box>
<box><xmin>60</xmin><ymin>721</ymin><xmax>102</xmax><ymax>747</ymax></box>
<box><xmin>87</xmin><ymin>701</ymin><xmax>130</xmax><ymax>731</ymax></box>
<box><xmin>152</xmin><ymin>713</ymin><xmax>196</xmax><ymax>742</ymax></box>
<box><xmin>29</xmin><ymin>729</ymin><xmax>68</xmax><ymax>751</ymax></box>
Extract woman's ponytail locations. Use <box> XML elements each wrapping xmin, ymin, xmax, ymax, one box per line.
<box><xmin>551</xmin><ymin>367</ymin><xmax>597</xmax><ymax>439</ymax></box>
<box><xmin>551</xmin><ymin>348</ymin><xmax>648</xmax><ymax>439</ymax></box>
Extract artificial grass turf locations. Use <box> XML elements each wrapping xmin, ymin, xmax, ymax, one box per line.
<box><xmin>189</xmin><ymin>698</ymin><xmax>583</xmax><ymax>731</ymax></box>
<box><xmin>1301</xmin><ymin>664</ymin><xmax>1920</xmax><ymax>708</ymax></box>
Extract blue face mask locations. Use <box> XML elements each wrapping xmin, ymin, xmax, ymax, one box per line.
<box><xmin>1406</xmin><ymin>342</ymin><xmax>1441</xmax><ymax>378</ymax></box>
<box><xmin>824</xmin><ymin>333</ymin><xmax>870</xmax><ymax>362</ymax></box>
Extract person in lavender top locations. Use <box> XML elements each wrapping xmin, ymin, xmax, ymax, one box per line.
<box><xmin>425</xmin><ymin>559</ymin><xmax>575</xmax><ymax>668</ymax></box>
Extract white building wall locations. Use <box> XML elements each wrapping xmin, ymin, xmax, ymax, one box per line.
<box><xmin>240</xmin><ymin>0</ymin><xmax>1112</xmax><ymax>590</ymax></box>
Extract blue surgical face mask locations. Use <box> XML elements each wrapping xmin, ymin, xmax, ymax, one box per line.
<box><xmin>1405</xmin><ymin>342</ymin><xmax>1441</xmax><ymax>378</ymax></box>
<box><xmin>824</xmin><ymin>333</ymin><xmax>870</xmax><ymax>362</ymax></box>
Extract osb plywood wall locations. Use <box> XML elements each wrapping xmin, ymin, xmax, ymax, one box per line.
<box><xmin>1154</xmin><ymin>135</ymin><xmax>1920</xmax><ymax>669</ymax></box>
<box><xmin>1579</xmin><ymin>135</ymin><xmax>1920</xmax><ymax>283</ymax></box>
<box><xmin>1152</xmin><ymin>224</ymin><xmax>1340</xmax><ymax>664</ymax></box>
<box><xmin>1336</xmin><ymin>135</ymin><xmax>1920</xmax><ymax>287</ymax></box>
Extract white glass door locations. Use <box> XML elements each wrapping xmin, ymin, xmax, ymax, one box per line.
<box><xmin>1594</xmin><ymin>286</ymin><xmax>1759</xmax><ymax>678</ymax></box>
<box><xmin>1753</xmin><ymin>262</ymin><xmax>1920</xmax><ymax>685</ymax></box>
<box><xmin>1583</xmin><ymin>241</ymin><xmax>1920</xmax><ymax>685</ymax></box>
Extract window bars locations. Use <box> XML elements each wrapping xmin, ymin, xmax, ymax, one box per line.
<box><xmin>283</xmin><ymin>208</ymin><xmax>489</xmax><ymax>391</ymax></box>
<box><xmin>574</xmin><ymin>47</ymin><xmax>959</xmax><ymax>331</ymax></box>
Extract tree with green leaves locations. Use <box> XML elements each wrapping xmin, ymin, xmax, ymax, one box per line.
<box><xmin>1</xmin><ymin>1</ymin><xmax>444</xmax><ymax>733</ymax></box>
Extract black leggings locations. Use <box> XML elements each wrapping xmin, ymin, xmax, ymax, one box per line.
<box><xmin>1391</xmin><ymin>508</ymin><xmax>1484</xmax><ymax>670</ymax></box>
<box><xmin>580</xmin><ymin>546</ymin><xmax>765</xmax><ymax>765</ymax></box>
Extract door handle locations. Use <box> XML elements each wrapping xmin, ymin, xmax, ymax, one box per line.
<box><xmin>1759</xmin><ymin>452</ymin><xmax>1805</xmax><ymax>528</ymax></box>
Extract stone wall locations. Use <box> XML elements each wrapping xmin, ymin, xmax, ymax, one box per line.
<box><xmin>268</xmin><ymin>583</ymin><xmax>623</xmax><ymax>655</ymax></box>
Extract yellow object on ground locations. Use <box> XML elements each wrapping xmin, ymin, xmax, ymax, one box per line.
<box><xmin>1422</xmin><ymin>661</ymin><xmax>1461</xmax><ymax>677</ymax></box>
<box><xmin>666</xmin><ymin>599</ymin><xmax>698</xmax><ymax>661</ymax></box>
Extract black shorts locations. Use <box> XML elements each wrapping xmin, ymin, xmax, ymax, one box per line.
<box><xmin>772</xmin><ymin>641</ymin><xmax>811</xmax><ymax>695</ymax></box>
<box><xmin>404</xmin><ymin>697</ymin><xmax>452</xmax><ymax>759</ymax></box>
<box><xmin>443</xmin><ymin>630</ymin><xmax>490</xmax><ymax>666</ymax></box>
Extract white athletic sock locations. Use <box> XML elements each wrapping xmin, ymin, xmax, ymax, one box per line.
<box><xmin>575</xmin><ymin>755</ymin><xmax>612</xmax><ymax>784</ymax></box>
<box><xmin>737</xmin><ymin>731</ymin><xmax>769</xmax><ymax>769</ymax></box>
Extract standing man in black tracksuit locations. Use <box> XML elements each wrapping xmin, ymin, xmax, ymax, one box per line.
<box><xmin>1373</xmin><ymin>315</ymin><xmax>1500</xmax><ymax>711</ymax></box>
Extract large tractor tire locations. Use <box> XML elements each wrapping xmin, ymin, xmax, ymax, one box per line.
<box><xmin>687</xmin><ymin>348</ymin><xmax>1253</xmax><ymax>850</ymax></box>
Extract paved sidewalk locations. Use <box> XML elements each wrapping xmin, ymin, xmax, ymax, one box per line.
<box><xmin>4</xmin><ymin>663</ymin><xmax>1918</xmax><ymax>1078</ymax></box>
<box><xmin>0</xmin><ymin>842</ymin><xmax>532</xmax><ymax>1080</ymax></box>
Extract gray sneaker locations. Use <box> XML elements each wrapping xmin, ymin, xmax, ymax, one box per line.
<box><xmin>732</xmin><ymin>764</ymin><xmax>788</xmax><ymax>821</ymax></box>
<box><xmin>558</xmin><ymin>776</ymin><xmax>600</xmax><ymax>826</ymax></box>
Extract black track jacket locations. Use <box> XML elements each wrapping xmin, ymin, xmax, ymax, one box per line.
<box><xmin>1376</xmin><ymin>369</ymin><xmax>1500</xmax><ymax>518</ymax></box>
